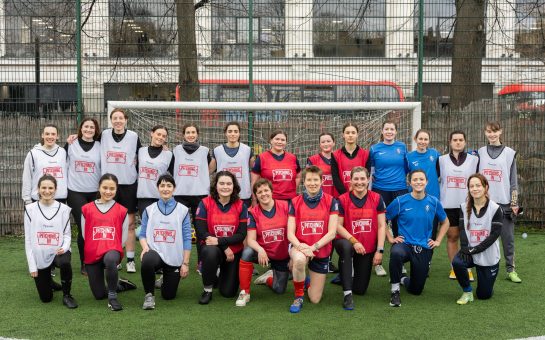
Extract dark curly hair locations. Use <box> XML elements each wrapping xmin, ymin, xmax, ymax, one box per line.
<box><xmin>210</xmin><ymin>170</ymin><xmax>241</xmax><ymax>204</ymax></box>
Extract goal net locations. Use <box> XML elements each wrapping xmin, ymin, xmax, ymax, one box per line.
<box><xmin>107</xmin><ymin>101</ymin><xmax>421</xmax><ymax>159</ymax></box>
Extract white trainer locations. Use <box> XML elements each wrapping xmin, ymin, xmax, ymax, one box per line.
<box><xmin>126</xmin><ymin>261</ymin><xmax>136</xmax><ymax>273</ymax></box>
<box><xmin>235</xmin><ymin>290</ymin><xmax>250</xmax><ymax>307</ymax></box>
<box><xmin>375</xmin><ymin>265</ymin><xmax>387</xmax><ymax>277</ymax></box>
<box><xmin>254</xmin><ymin>269</ymin><xmax>273</xmax><ymax>285</ymax></box>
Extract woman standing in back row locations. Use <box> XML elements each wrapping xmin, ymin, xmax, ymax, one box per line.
<box><xmin>477</xmin><ymin>121</ymin><xmax>521</xmax><ymax>283</ymax></box>
<box><xmin>368</xmin><ymin>120</ymin><xmax>408</xmax><ymax>276</ymax></box>
<box><xmin>100</xmin><ymin>108</ymin><xmax>141</xmax><ymax>273</ymax></box>
<box><xmin>439</xmin><ymin>130</ymin><xmax>478</xmax><ymax>280</ymax></box>
<box><xmin>65</xmin><ymin>118</ymin><xmax>102</xmax><ymax>275</ymax></box>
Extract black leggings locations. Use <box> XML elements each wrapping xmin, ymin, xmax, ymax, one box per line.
<box><xmin>86</xmin><ymin>250</ymin><xmax>120</xmax><ymax>300</ymax></box>
<box><xmin>201</xmin><ymin>245</ymin><xmax>241</xmax><ymax>298</ymax></box>
<box><xmin>34</xmin><ymin>252</ymin><xmax>73</xmax><ymax>302</ymax></box>
<box><xmin>67</xmin><ymin>190</ymin><xmax>97</xmax><ymax>266</ymax></box>
<box><xmin>141</xmin><ymin>249</ymin><xmax>181</xmax><ymax>300</ymax></box>
<box><xmin>334</xmin><ymin>239</ymin><xmax>374</xmax><ymax>295</ymax></box>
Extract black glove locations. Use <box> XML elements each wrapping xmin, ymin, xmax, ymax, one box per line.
<box><xmin>458</xmin><ymin>247</ymin><xmax>474</xmax><ymax>263</ymax></box>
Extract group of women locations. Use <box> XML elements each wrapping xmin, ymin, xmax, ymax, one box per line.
<box><xmin>23</xmin><ymin>113</ymin><xmax>521</xmax><ymax>311</ymax></box>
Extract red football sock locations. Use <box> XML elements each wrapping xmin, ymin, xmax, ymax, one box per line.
<box><xmin>238</xmin><ymin>260</ymin><xmax>254</xmax><ymax>293</ymax></box>
<box><xmin>293</xmin><ymin>280</ymin><xmax>305</xmax><ymax>297</ymax></box>
<box><xmin>266</xmin><ymin>276</ymin><xmax>273</xmax><ymax>288</ymax></box>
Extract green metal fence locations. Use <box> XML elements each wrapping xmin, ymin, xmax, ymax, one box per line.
<box><xmin>1</xmin><ymin>0</ymin><xmax>544</xmax><ymax>234</ymax></box>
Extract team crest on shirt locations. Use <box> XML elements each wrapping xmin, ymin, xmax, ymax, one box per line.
<box><xmin>42</xmin><ymin>166</ymin><xmax>64</xmax><ymax>178</ymax></box>
<box><xmin>225</xmin><ymin>166</ymin><xmax>243</xmax><ymax>179</ymax></box>
<box><xmin>272</xmin><ymin>169</ymin><xmax>293</xmax><ymax>181</ymax></box>
<box><xmin>342</xmin><ymin>170</ymin><xmax>351</xmax><ymax>183</ymax></box>
<box><xmin>140</xmin><ymin>167</ymin><xmax>159</xmax><ymax>180</ymax></box>
<box><xmin>75</xmin><ymin>161</ymin><xmax>96</xmax><ymax>173</ymax></box>
<box><xmin>153</xmin><ymin>229</ymin><xmax>176</xmax><ymax>243</ymax></box>
<box><xmin>470</xmin><ymin>229</ymin><xmax>489</xmax><ymax>243</ymax></box>
<box><xmin>412</xmin><ymin>161</ymin><xmax>419</xmax><ymax>167</ymax></box>
<box><xmin>262</xmin><ymin>228</ymin><xmax>285</xmax><ymax>243</ymax></box>
<box><xmin>396</xmin><ymin>148</ymin><xmax>401</xmax><ymax>154</ymax></box>
<box><xmin>322</xmin><ymin>174</ymin><xmax>333</xmax><ymax>187</ymax></box>
<box><xmin>430</xmin><ymin>156</ymin><xmax>435</xmax><ymax>162</ymax></box>
<box><xmin>93</xmin><ymin>226</ymin><xmax>115</xmax><ymax>240</ymax></box>
<box><xmin>447</xmin><ymin>176</ymin><xmax>466</xmax><ymax>189</ymax></box>
<box><xmin>425</xmin><ymin>205</ymin><xmax>430</xmax><ymax>212</ymax></box>
<box><xmin>301</xmin><ymin>221</ymin><xmax>324</xmax><ymax>235</ymax></box>
<box><xmin>106</xmin><ymin>151</ymin><xmax>127</xmax><ymax>164</ymax></box>
<box><xmin>214</xmin><ymin>225</ymin><xmax>235</xmax><ymax>237</ymax></box>
<box><xmin>178</xmin><ymin>164</ymin><xmax>199</xmax><ymax>177</ymax></box>
<box><xmin>37</xmin><ymin>231</ymin><xmax>60</xmax><ymax>246</ymax></box>
<box><xmin>482</xmin><ymin>169</ymin><xmax>502</xmax><ymax>182</ymax></box>
<box><xmin>352</xmin><ymin>219</ymin><xmax>372</xmax><ymax>234</ymax></box>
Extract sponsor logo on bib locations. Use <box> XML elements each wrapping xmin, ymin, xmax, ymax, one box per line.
<box><xmin>262</xmin><ymin>228</ymin><xmax>285</xmax><ymax>243</ymax></box>
<box><xmin>92</xmin><ymin>226</ymin><xmax>115</xmax><ymax>240</ymax></box>
<box><xmin>447</xmin><ymin>176</ymin><xmax>466</xmax><ymax>189</ymax></box>
<box><xmin>272</xmin><ymin>169</ymin><xmax>293</xmax><ymax>181</ymax></box>
<box><xmin>214</xmin><ymin>225</ymin><xmax>235</xmax><ymax>237</ymax></box>
<box><xmin>300</xmin><ymin>221</ymin><xmax>324</xmax><ymax>235</ymax></box>
<box><xmin>178</xmin><ymin>164</ymin><xmax>199</xmax><ymax>177</ymax></box>
<box><xmin>483</xmin><ymin>169</ymin><xmax>502</xmax><ymax>182</ymax></box>
<box><xmin>140</xmin><ymin>166</ymin><xmax>159</xmax><ymax>180</ymax></box>
<box><xmin>322</xmin><ymin>174</ymin><xmax>333</xmax><ymax>187</ymax></box>
<box><xmin>352</xmin><ymin>219</ymin><xmax>372</xmax><ymax>234</ymax></box>
<box><xmin>153</xmin><ymin>229</ymin><xmax>176</xmax><ymax>243</ymax></box>
<box><xmin>43</xmin><ymin>166</ymin><xmax>64</xmax><ymax>178</ymax></box>
<box><xmin>75</xmin><ymin>161</ymin><xmax>95</xmax><ymax>173</ymax></box>
<box><xmin>225</xmin><ymin>166</ymin><xmax>243</xmax><ymax>179</ymax></box>
<box><xmin>470</xmin><ymin>229</ymin><xmax>489</xmax><ymax>243</ymax></box>
<box><xmin>37</xmin><ymin>231</ymin><xmax>60</xmax><ymax>246</ymax></box>
<box><xmin>106</xmin><ymin>151</ymin><xmax>127</xmax><ymax>164</ymax></box>
<box><xmin>342</xmin><ymin>170</ymin><xmax>351</xmax><ymax>183</ymax></box>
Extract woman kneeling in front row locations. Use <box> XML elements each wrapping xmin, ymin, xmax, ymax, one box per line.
<box><xmin>139</xmin><ymin>174</ymin><xmax>192</xmax><ymax>310</ymax></box>
<box><xmin>453</xmin><ymin>173</ymin><xmax>503</xmax><ymax>304</ymax></box>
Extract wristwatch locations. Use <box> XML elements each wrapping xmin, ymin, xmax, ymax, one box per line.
<box><xmin>377</xmin><ymin>248</ymin><xmax>384</xmax><ymax>254</ymax></box>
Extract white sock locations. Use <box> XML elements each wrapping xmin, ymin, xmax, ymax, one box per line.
<box><xmin>204</xmin><ymin>286</ymin><xmax>213</xmax><ymax>293</ymax></box>
<box><xmin>391</xmin><ymin>283</ymin><xmax>400</xmax><ymax>292</ymax></box>
<box><xmin>343</xmin><ymin>290</ymin><xmax>352</xmax><ymax>296</ymax></box>
<box><xmin>126</xmin><ymin>251</ymin><xmax>135</xmax><ymax>259</ymax></box>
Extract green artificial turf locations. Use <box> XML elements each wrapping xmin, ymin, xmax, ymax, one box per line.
<box><xmin>0</xmin><ymin>233</ymin><xmax>544</xmax><ymax>339</ymax></box>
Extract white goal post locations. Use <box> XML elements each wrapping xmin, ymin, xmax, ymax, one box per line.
<box><xmin>107</xmin><ymin>100</ymin><xmax>421</xmax><ymax>150</ymax></box>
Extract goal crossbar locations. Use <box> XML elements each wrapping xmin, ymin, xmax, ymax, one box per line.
<box><xmin>107</xmin><ymin>101</ymin><xmax>421</xmax><ymax>149</ymax></box>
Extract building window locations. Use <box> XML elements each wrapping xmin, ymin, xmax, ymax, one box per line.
<box><xmin>3</xmin><ymin>1</ymin><xmax>76</xmax><ymax>58</ymax></box>
<box><xmin>415</xmin><ymin>0</ymin><xmax>455</xmax><ymax>58</ymax></box>
<box><xmin>211</xmin><ymin>0</ymin><xmax>285</xmax><ymax>60</ymax></box>
<box><xmin>515</xmin><ymin>0</ymin><xmax>545</xmax><ymax>58</ymax></box>
<box><xmin>109</xmin><ymin>0</ymin><xmax>177</xmax><ymax>58</ymax></box>
<box><xmin>313</xmin><ymin>0</ymin><xmax>386</xmax><ymax>58</ymax></box>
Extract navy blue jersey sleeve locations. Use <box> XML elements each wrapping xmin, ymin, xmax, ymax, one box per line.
<box><xmin>288</xmin><ymin>200</ymin><xmax>295</xmax><ymax>216</ymax></box>
<box><xmin>338</xmin><ymin>198</ymin><xmax>345</xmax><ymax>217</ymax></box>
<box><xmin>195</xmin><ymin>201</ymin><xmax>207</xmax><ymax>220</ymax></box>
<box><xmin>295</xmin><ymin>157</ymin><xmax>301</xmax><ymax>173</ymax></box>
<box><xmin>252</xmin><ymin>155</ymin><xmax>262</xmax><ymax>173</ymax></box>
<box><xmin>306</xmin><ymin>157</ymin><xmax>313</xmax><ymax>167</ymax></box>
<box><xmin>330</xmin><ymin>198</ymin><xmax>339</xmax><ymax>213</ymax></box>
<box><xmin>239</xmin><ymin>204</ymin><xmax>248</xmax><ymax>221</ymax></box>
<box><xmin>377</xmin><ymin>196</ymin><xmax>386</xmax><ymax>212</ymax></box>
<box><xmin>248</xmin><ymin>212</ymin><xmax>257</xmax><ymax>229</ymax></box>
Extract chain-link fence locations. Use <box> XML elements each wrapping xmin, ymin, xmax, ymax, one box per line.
<box><xmin>1</xmin><ymin>0</ymin><xmax>544</xmax><ymax>234</ymax></box>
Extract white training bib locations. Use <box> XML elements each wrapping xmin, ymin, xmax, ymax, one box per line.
<box><xmin>29</xmin><ymin>148</ymin><xmax>68</xmax><ymax>200</ymax></box>
<box><xmin>461</xmin><ymin>200</ymin><xmax>501</xmax><ymax>267</ymax></box>
<box><xmin>214</xmin><ymin>143</ymin><xmax>252</xmax><ymax>199</ymax></box>
<box><xmin>478</xmin><ymin>146</ymin><xmax>516</xmax><ymax>205</ymax></box>
<box><xmin>100</xmin><ymin>129</ymin><xmax>138</xmax><ymax>185</ymax></box>
<box><xmin>173</xmin><ymin>145</ymin><xmax>210</xmax><ymax>196</ymax></box>
<box><xmin>145</xmin><ymin>202</ymin><xmax>189</xmax><ymax>267</ymax></box>
<box><xmin>67</xmin><ymin>140</ymin><xmax>101</xmax><ymax>192</ymax></box>
<box><xmin>439</xmin><ymin>154</ymin><xmax>478</xmax><ymax>208</ymax></box>
<box><xmin>137</xmin><ymin>147</ymin><xmax>173</xmax><ymax>199</ymax></box>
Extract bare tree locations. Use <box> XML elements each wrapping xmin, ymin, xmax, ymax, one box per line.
<box><xmin>176</xmin><ymin>0</ymin><xmax>200</xmax><ymax>101</ymax></box>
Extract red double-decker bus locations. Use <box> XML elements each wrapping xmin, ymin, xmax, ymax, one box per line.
<box><xmin>498</xmin><ymin>84</ymin><xmax>545</xmax><ymax>118</ymax></box>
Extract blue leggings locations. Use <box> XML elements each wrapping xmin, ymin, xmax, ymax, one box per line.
<box><xmin>389</xmin><ymin>243</ymin><xmax>433</xmax><ymax>295</ymax></box>
<box><xmin>452</xmin><ymin>253</ymin><xmax>499</xmax><ymax>300</ymax></box>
